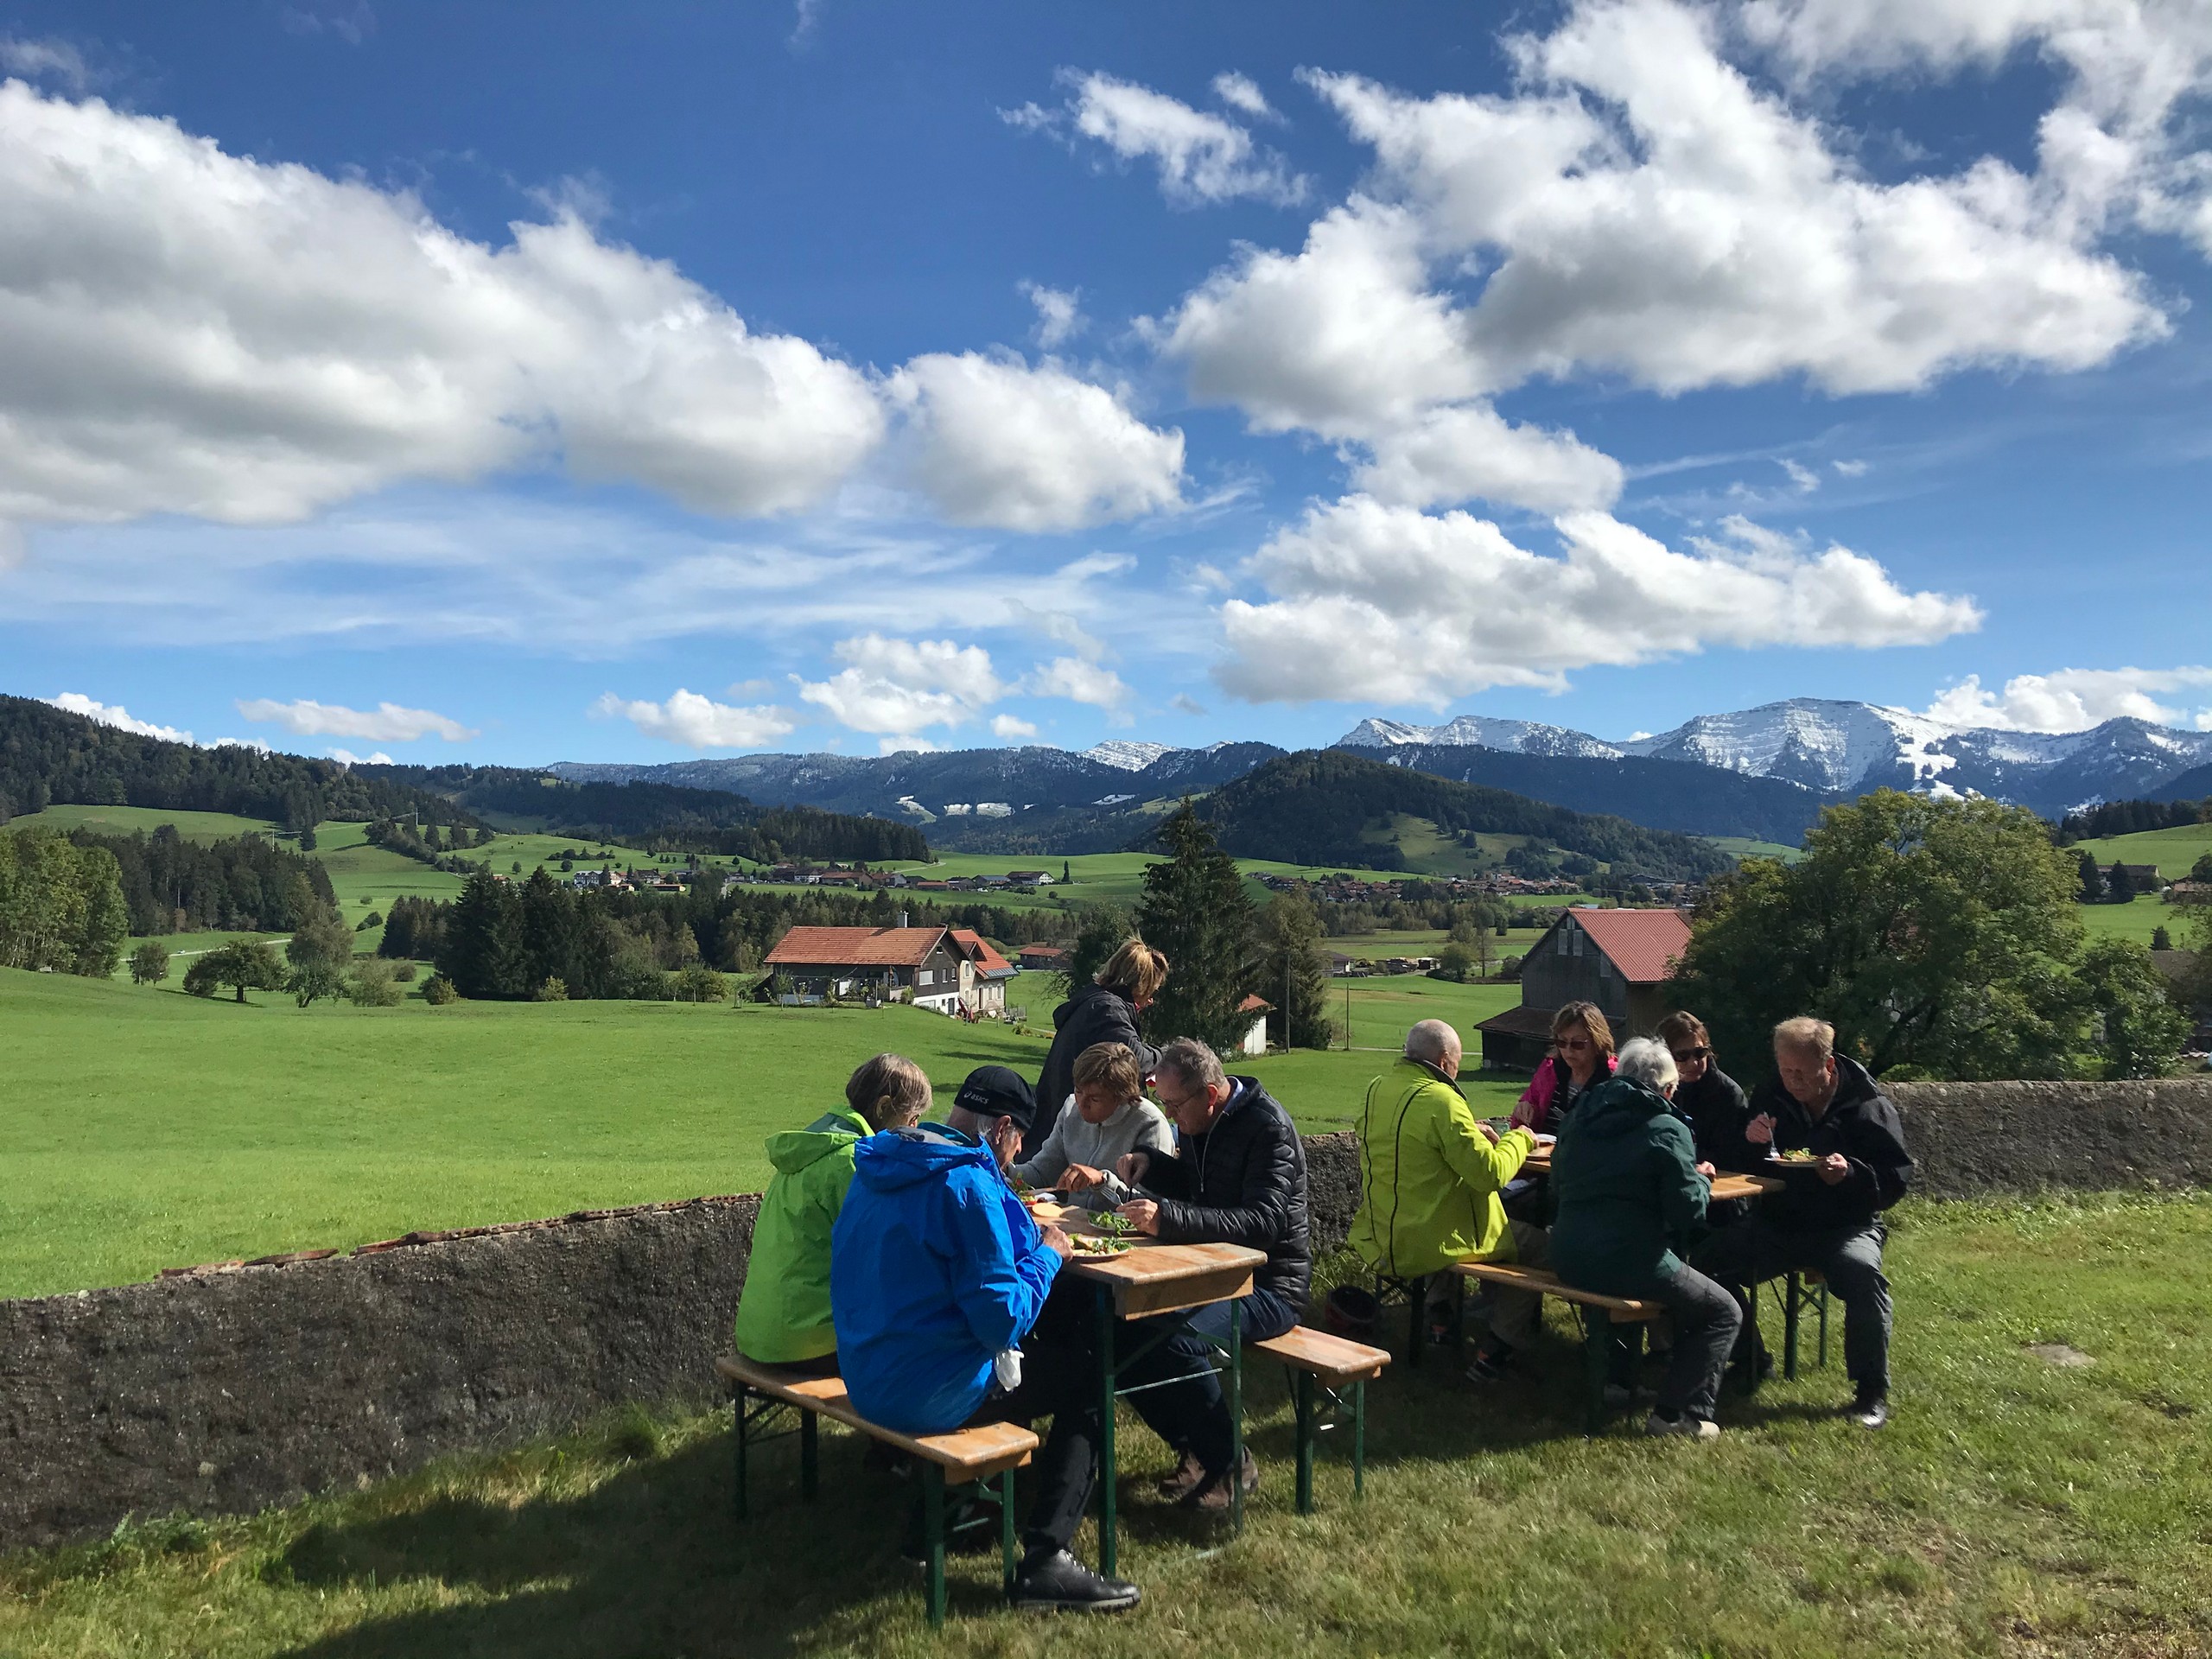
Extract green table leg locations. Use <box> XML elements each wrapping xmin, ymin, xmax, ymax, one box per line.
<box><xmin>1001</xmin><ymin>1466</ymin><xmax>1019</xmax><ymax>1599</ymax></box>
<box><xmin>924</xmin><ymin>1463</ymin><xmax>946</xmax><ymax>1629</ymax></box>
<box><xmin>1783</xmin><ymin>1270</ymin><xmax>1802</xmax><ymax>1382</ymax></box>
<box><xmin>1228</xmin><ymin>1299</ymin><xmax>1244</xmax><ymax>1536</ymax></box>
<box><xmin>799</xmin><ymin>1409</ymin><xmax>817</xmax><ymax>1501</ymax></box>
<box><xmin>1095</xmin><ymin>1284</ymin><xmax>1119</xmax><ymax>1580</ymax></box>
<box><xmin>1817</xmin><ymin>1283</ymin><xmax>1829</xmax><ymax>1368</ymax></box>
<box><xmin>1583</xmin><ymin>1310</ymin><xmax>1611</xmax><ymax>1435</ymax></box>
<box><xmin>1293</xmin><ymin>1369</ymin><xmax>1315</xmax><ymax>1516</ymax></box>
<box><xmin>733</xmin><ymin>1389</ymin><xmax>749</xmax><ymax>1522</ymax></box>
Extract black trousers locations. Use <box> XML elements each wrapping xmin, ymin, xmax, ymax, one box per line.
<box><xmin>979</xmin><ymin>1278</ymin><xmax>1103</xmax><ymax>1558</ymax></box>
<box><xmin>1694</xmin><ymin>1217</ymin><xmax>1892</xmax><ymax>1396</ymax></box>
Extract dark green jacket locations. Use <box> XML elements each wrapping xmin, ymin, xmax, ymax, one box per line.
<box><xmin>1548</xmin><ymin>1076</ymin><xmax>1708</xmax><ymax>1297</ymax></box>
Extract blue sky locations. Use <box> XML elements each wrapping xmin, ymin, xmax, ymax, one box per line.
<box><xmin>3</xmin><ymin>0</ymin><xmax>2209</xmax><ymax>766</ymax></box>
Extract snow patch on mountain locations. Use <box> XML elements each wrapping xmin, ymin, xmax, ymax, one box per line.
<box><xmin>1085</xmin><ymin>740</ymin><xmax>1174</xmax><ymax>772</ymax></box>
<box><xmin>1336</xmin><ymin>715</ymin><xmax>1624</xmax><ymax>759</ymax></box>
<box><xmin>1618</xmin><ymin>699</ymin><xmax>1955</xmax><ymax>793</ymax></box>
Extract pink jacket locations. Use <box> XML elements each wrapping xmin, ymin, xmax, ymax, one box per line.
<box><xmin>1510</xmin><ymin>1053</ymin><xmax>1618</xmax><ymax>1135</ymax></box>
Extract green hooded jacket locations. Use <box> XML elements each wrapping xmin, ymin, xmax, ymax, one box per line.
<box><xmin>1348</xmin><ymin>1057</ymin><xmax>1535</xmax><ymax>1276</ymax></box>
<box><xmin>732</xmin><ymin>1106</ymin><xmax>870</xmax><ymax>1363</ymax></box>
<box><xmin>1548</xmin><ymin>1076</ymin><xmax>1709</xmax><ymax>1297</ymax></box>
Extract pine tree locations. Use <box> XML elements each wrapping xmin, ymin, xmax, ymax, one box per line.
<box><xmin>1135</xmin><ymin>803</ymin><xmax>1255</xmax><ymax>1051</ymax></box>
<box><xmin>2107</xmin><ymin>861</ymin><xmax>2135</xmax><ymax>903</ymax></box>
<box><xmin>2078</xmin><ymin>850</ymin><xmax>2105</xmax><ymax>902</ymax></box>
<box><xmin>1255</xmin><ymin>888</ymin><xmax>1336</xmax><ymax>1049</ymax></box>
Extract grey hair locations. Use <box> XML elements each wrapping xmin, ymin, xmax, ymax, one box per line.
<box><xmin>1405</xmin><ymin>1019</ymin><xmax>1460</xmax><ymax>1066</ymax></box>
<box><xmin>1617</xmin><ymin>1037</ymin><xmax>1679</xmax><ymax>1094</ymax></box>
<box><xmin>1154</xmin><ymin>1036</ymin><xmax>1226</xmax><ymax>1091</ymax></box>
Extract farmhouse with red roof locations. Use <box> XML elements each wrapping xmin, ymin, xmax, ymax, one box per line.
<box><xmin>765</xmin><ymin>925</ymin><xmax>1014</xmax><ymax>1016</ymax></box>
<box><xmin>1475</xmin><ymin>907</ymin><xmax>1694</xmax><ymax>1071</ymax></box>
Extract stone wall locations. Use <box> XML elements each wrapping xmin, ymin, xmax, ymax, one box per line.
<box><xmin>5</xmin><ymin>1078</ymin><xmax>2209</xmax><ymax>1554</ymax></box>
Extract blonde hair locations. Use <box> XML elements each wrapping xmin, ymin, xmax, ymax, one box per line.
<box><xmin>845</xmin><ymin>1052</ymin><xmax>931</xmax><ymax>1130</ymax></box>
<box><xmin>1773</xmin><ymin>1016</ymin><xmax>1836</xmax><ymax>1063</ymax></box>
<box><xmin>1072</xmin><ymin>1042</ymin><xmax>1142</xmax><ymax>1101</ymax></box>
<box><xmin>1552</xmin><ymin>1000</ymin><xmax>1615</xmax><ymax>1060</ymax></box>
<box><xmin>1096</xmin><ymin>938</ymin><xmax>1170</xmax><ymax>1004</ymax></box>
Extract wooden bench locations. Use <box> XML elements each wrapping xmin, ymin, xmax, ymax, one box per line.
<box><xmin>716</xmin><ymin>1354</ymin><xmax>1038</xmax><ymax>1627</ymax></box>
<box><xmin>1744</xmin><ymin>1267</ymin><xmax>1828</xmax><ymax>1390</ymax></box>
<box><xmin>1452</xmin><ymin>1262</ymin><xmax>1663</xmax><ymax>1433</ymax></box>
<box><xmin>1249</xmin><ymin>1325</ymin><xmax>1390</xmax><ymax>1513</ymax></box>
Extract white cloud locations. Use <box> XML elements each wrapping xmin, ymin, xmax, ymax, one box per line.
<box><xmin>1217</xmin><ymin>499</ymin><xmax>1981</xmax><ymax>704</ymax></box>
<box><xmin>1922</xmin><ymin>666</ymin><xmax>2212</xmax><ymax>733</ymax></box>
<box><xmin>1027</xmin><ymin>656</ymin><xmax>1131</xmax><ymax>712</ymax></box>
<box><xmin>0</xmin><ymin>81</ymin><xmax>885</xmax><ymax>533</ymax></box>
<box><xmin>1833</xmin><ymin>458</ymin><xmax>1869</xmax><ymax>476</ymax></box>
<box><xmin>47</xmin><ymin>692</ymin><xmax>192</xmax><ymax>743</ymax></box>
<box><xmin>887</xmin><ymin>353</ymin><xmax>1185</xmax><ymax>531</ymax></box>
<box><xmin>234</xmin><ymin>696</ymin><xmax>477</xmax><ymax>742</ymax></box>
<box><xmin>991</xmin><ymin>713</ymin><xmax>1039</xmax><ymax>739</ymax></box>
<box><xmin>327</xmin><ymin>747</ymin><xmax>395</xmax><ymax>766</ymax></box>
<box><xmin>1351</xmin><ymin>402</ymin><xmax>1625</xmax><ymax>512</ymax></box>
<box><xmin>1211</xmin><ymin>72</ymin><xmax>1277</xmax><ymax>121</ymax></box>
<box><xmin>1020</xmin><ymin>282</ymin><xmax>1084</xmax><ymax>350</ymax></box>
<box><xmin>1009</xmin><ymin>70</ymin><xmax>1308</xmax><ymax>207</ymax></box>
<box><xmin>880</xmin><ymin>735</ymin><xmax>943</xmax><ymax>754</ymax></box>
<box><xmin>1780</xmin><ymin>459</ymin><xmax>1821</xmax><ymax>493</ymax></box>
<box><xmin>798</xmin><ymin>633</ymin><xmax>1005</xmax><ymax>737</ymax></box>
<box><xmin>0</xmin><ymin>35</ymin><xmax>92</xmax><ymax>91</ymax></box>
<box><xmin>591</xmin><ymin>690</ymin><xmax>796</xmax><ymax>749</ymax></box>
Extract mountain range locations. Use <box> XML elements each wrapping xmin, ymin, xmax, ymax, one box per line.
<box><xmin>550</xmin><ymin>697</ymin><xmax>2212</xmax><ymax>849</ymax></box>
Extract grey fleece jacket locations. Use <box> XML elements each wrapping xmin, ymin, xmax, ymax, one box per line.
<box><xmin>1014</xmin><ymin>1097</ymin><xmax>1177</xmax><ymax>1210</ymax></box>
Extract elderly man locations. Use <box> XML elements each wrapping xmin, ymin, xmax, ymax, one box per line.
<box><xmin>1692</xmin><ymin>1017</ymin><xmax>1912</xmax><ymax>1429</ymax></box>
<box><xmin>1114</xmin><ymin>1037</ymin><xmax>1309</xmax><ymax>1510</ymax></box>
<box><xmin>1348</xmin><ymin>1019</ymin><xmax>1541</xmax><ymax>1357</ymax></box>
<box><xmin>833</xmin><ymin>1067</ymin><xmax>1140</xmax><ymax>1613</ymax></box>
<box><xmin>1551</xmin><ymin>1038</ymin><xmax>1742</xmax><ymax>1438</ymax></box>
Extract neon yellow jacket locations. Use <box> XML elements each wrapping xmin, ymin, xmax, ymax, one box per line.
<box><xmin>1348</xmin><ymin>1058</ymin><xmax>1535</xmax><ymax>1277</ymax></box>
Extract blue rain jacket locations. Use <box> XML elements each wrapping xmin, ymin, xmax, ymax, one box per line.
<box><xmin>830</xmin><ymin>1124</ymin><xmax>1063</xmax><ymax>1433</ymax></box>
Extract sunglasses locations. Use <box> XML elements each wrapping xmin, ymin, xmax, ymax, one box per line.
<box><xmin>1556</xmin><ymin>1037</ymin><xmax>1595</xmax><ymax>1052</ymax></box>
<box><xmin>1669</xmin><ymin>1046</ymin><xmax>1711</xmax><ymax>1064</ymax></box>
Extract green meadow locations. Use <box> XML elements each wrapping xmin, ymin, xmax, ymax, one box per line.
<box><xmin>2070</xmin><ymin>819</ymin><xmax>2212</xmax><ymax>880</ymax></box>
<box><xmin>0</xmin><ymin>968</ymin><xmax>1524</xmax><ymax>1300</ymax></box>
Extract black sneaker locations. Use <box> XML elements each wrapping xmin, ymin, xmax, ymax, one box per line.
<box><xmin>1847</xmin><ymin>1394</ymin><xmax>1891</xmax><ymax>1431</ymax></box>
<box><xmin>1008</xmin><ymin>1549</ymin><xmax>1141</xmax><ymax>1613</ymax></box>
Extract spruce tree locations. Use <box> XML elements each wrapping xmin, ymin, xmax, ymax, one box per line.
<box><xmin>1135</xmin><ymin>803</ymin><xmax>1255</xmax><ymax>1051</ymax></box>
<box><xmin>1255</xmin><ymin>888</ymin><xmax>1337</xmax><ymax>1049</ymax></box>
<box><xmin>2078</xmin><ymin>850</ymin><xmax>2104</xmax><ymax>902</ymax></box>
<box><xmin>2107</xmin><ymin>861</ymin><xmax>2135</xmax><ymax>903</ymax></box>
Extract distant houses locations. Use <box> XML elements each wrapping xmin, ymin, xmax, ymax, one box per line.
<box><xmin>1474</xmin><ymin>907</ymin><xmax>1694</xmax><ymax>1071</ymax></box>
<box><xmin>764</xmin><ymin>925</ymin><xmax>1015</xmax><ymax>1017</ymax></box>
<box><xmin>1017</xmin><ymin>944</ymin><xmax>1070</xmax><ymax>971</ymax></box>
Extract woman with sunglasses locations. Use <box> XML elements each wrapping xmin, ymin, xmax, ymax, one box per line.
<box><xmin>1508</xmin><ymin>1001</ymin><xmax>1617</xmax><ymax>1136</ymax></box>
<box><xmin>1654</xmin><ymin>1012</ymin><xmax>1757</xmax><ymax>1186</ymax></box>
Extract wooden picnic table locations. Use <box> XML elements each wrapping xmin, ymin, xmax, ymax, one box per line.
<box><xmin>1515</xmin><ymin>1144</ymin><xmax>1783</xmax><ymax>1203</ymax></box>
<box><xmin>1027</xmin><ymin>1198</ymin><xmax>1265</xmax><ymax>1575</ymax></box>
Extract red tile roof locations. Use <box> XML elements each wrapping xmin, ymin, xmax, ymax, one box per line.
<box><xmin>766</xmin><ymin>925</ymin><xmax>946</xmax><ymax>968</ymax></box>
<box><xmin>1568</xmin><ymin>908</ymin><xmax>1693</xmax><ymax>983</ymax></box>
<box><xmin>1236</xmin><ymin>994</ymin><xmax>1273</xmax><ymax>1014</ymax></box>
<box><xmin>949</xmin><ymin>929</ymin><xmax>1014</xmax><ymax>976</ymax></box>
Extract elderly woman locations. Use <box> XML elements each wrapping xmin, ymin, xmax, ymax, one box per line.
<box><xmin>1027</xmin><ymin>938</ymin><xmax>1168</xmax><ymax>1160</ymax></box>
<box><xmin>1550</xmin><ymin>1038</ymin><xmax>1743</xmax><ymax>1439</ymax></box>
<box><xmin>1509</xmin><ymin>1001</ymin><xmax>1618</xmax><ymax>1135</ymax></box>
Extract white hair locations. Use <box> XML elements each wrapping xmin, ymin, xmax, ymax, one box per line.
<box><xmin>1617</xmin><ymin>1037</ymin><xmax>1679</xmax><ymax>1094</ymax></box>
<box><xmin>1405</xmin><ymin>1019</ymin><xmax>1460</xmax><ymax>1065</ymax></box>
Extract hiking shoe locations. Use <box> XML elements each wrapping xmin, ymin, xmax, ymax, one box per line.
<box><xmin>1154</xmin><ymin>1450</ymin><xmax>1208</xmax><ymax>1503</ymax></box>
<box><xmin>1184</xmin><ymin>1449</ymin><xmax>1261</xmax><ymax>1513</ymax></box>
<box><xmin>1603</xmin><ymin>1382</ymin><xmax>1655</xmax><ymax>1409</ymax></box>
<box><xmin>1466</xmin><ymin>1346</ymin><xmax>1512</xmax><ymax>1383</ymax></box>
<box><xmin>1009</xmin><ymin>1549</ymin><xmax>1141</xmax><ymax>1613</ymax></box>
<box><xmin>1847</xmin><ymin>1395</ymin><xmax>1891</xmax><ymax>1431</ymax></box>
<box><xmin>1643</xmin><ymin>1411</ymin><xmax>1721</xmax><ymax>1440</ymax></box>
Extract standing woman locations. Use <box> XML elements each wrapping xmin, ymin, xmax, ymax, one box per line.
<box><xmin>1508</xmin><ymin>1001</ymin><xmax>1617</xmax><ymax>1136</ymax></box>
<box><xmin>1027</xmin><ymin>938</ymin><xmax>1168</xmax><ymax>1160</ymax></box>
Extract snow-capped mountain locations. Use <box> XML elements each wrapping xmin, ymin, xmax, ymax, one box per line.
<box><xmin>1337</xmin><ymin>715</ymin><xmax>1627</xmax><ymax>759</ymax></box>
<box><xmin>1084</xmin><ymin>740</ymin><xmax>1174</xmax><ymax>772</ymax></box>
<box><xmin>1618</xmin><ymin>699</ymin><xmax>1959</xmax><ymax>794</ymax></box>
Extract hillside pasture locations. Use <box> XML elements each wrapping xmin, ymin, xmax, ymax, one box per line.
<box><xmin>6</xmin><ymin>803</ymin><xmax>278</xmax><ymax>842</ymax></box>
<box><xmin>2071</xmin><ymin>820</ymin><xmax>2212</xmax><ymax>881</ymax></box>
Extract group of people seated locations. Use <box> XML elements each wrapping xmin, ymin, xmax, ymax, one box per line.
<box><xmin>729</xmin><ymin>939</ymin><xmax>1313</xmax><ymax>1616</ymax></box>
<box><xmin>729</xmin><ymin>932</ymin><xmax>1912</xmax><ymax>1617</ymax></box>
<box><xmin>1349</xmin><ymin>1001</ymin><xmax>1913</xmax><ymax>1436</ymax></box>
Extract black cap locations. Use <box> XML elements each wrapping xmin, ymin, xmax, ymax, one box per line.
<box><xmin>953</xmin><ymin>1065</ymin><xmax>1035</xmax><ymax>1133</ymax></box>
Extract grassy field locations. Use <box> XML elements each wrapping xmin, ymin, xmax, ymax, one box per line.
<box><xmin>0</xmin><ymin>968</ymin><xmax>1531</xmax><ymax>1300</ymax></box>
<box><xmin>2070</xmin><ymin>820</ymin><xmax>2212</xmax><ymax>881</ymax></box>
<box><xmin>2077</xmin><ymin>894</ymin><xmax>2189</xmax><ymax>947</ymax></box>
<box><xmin>1702</xmin><ymin>836</ymin><xmax>1806</xmax><ymax>863</ymax></box>
<box><xmin>5</xmin><ymin>1190</ymin><xmax>2209</xmax><ymax>1656</ymax></box>
<box><xmin>7</xmin><ymin>803</ymin><xmax>276</xmax><ymax>841</ymax></box>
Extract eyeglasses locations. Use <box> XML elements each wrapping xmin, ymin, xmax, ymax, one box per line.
<box><xmin>1556</xmin><ymin>1037</ymin><xmax>1594</xmax><ymax>1052</ymax></box>
<box><xmin>1669</xmin><ymin>1047</ymin><xmax>1710</xmax><ymax>1064</ymax></box>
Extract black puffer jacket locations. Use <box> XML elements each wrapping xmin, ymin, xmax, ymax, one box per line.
<box><xmin>1674</xmin><ymin>1065</ymin><xmax>1758</xmax><ymax>1172</ymax></box>
<box><xmin>1027</xmin><ymin>983</ymin><xmax>1157</xmax><ymax>1160</ymax></box>
<box><xmin>1139</xmin><ymin>1077</ymin><xmax>1311</xmax><ymax>1313</ymax></box>
<box><xmin>1749</xmin><ymin>1055</ymin><xmax>1912</xmax><ymax>1234</ymax></box>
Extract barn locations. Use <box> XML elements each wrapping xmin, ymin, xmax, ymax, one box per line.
<box><xmin>1474</xmin><ymin>907</ymin><xmax>1693</xmax><ymax>1071</ymax></box>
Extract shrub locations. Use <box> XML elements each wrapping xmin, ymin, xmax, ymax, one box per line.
<box><xmin>421</xmin><ymin>973</ymin><xmax>459</xmax><ymax>1005</ymax></box>
<box><xmin>2152</xmin><ymin>925</ymin><xmax>2173</xmax><ymax>951</ymax></box>
<box><xmin>355</xmin><ymin>911</ymin><xmax>383</xmax><ymax>931</ymax></box>
<box><xmin>531</xmin><ymin>977</ymin><xmax>569</xmax><ymax>1002</ymax></box>
<box><xmin>391</xmin><ymin>962</ymin><xmax>418</xmax><ymax>982</ymax></box>
<box><xmin>672</xmin><ymin>963</ymin><xmax>729</xmax><ymax>1003</ymax></box>
<box><xmin>346</xmin><ymin>960</ymin><xmax>402</xmax><ymax>1007</ymax></box>
<box><xmin>129</xmin><ymin>940</ymin><xmax>169</xmax><ymax>986</ymax></box>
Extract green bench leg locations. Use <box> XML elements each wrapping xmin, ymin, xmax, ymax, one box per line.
<box><xmin>733</xmin><ymin>1388</ymin><xmax>750</xmax><ymax>1522</ymax></box>
<box><xmin>799</xmin><ymin>1409</ymin><xmax>818</xmax><ymax>1501</ymax></box>
<box><xmin>1582</xmin><ymin>1310</ymin><xmax>1611</xmax><ymax>1435</ymax></box>
<box><xmin>1817</xmin><ymin>1283</ymin><xmax>1829</xmax><ymax>1368</ymax></box>
<box><xmin>1352</xmin><ymin>1379</ymin><xmax>1366</xmax><ymax>1498</ymax></box>
<box><xmin>923</xmin><ymin>1463</ymin><xmax>947</xmax><ymax>1630</ymax></box>
<box><xmin>1228</xmin><ymin>1299</ymin><xmax>1245</xmax><ymax>1537</ymax></box>
<box><xmin>1000</xmin><ymin>1466</ymin><xmax>1019</xmax><ymax>1599</ymax></box>
<box><xmin>1292</xmin><ymin>1368</ymin><xmax>1316</xmax><ymax>1516</ymax></box>
<box><xmin>1095</xmin><ymin>1286</ymin><xmax>1119</xmax><ymax>1580</ymax></box>
<box><xmin>1783</xmin><ymin>1270</ymin><xmax>1802</xmax><ymax>1382</ymax></box>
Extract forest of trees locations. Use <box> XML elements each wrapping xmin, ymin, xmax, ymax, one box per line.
<box><xmin>0</xmin><ymin>831</ymin><xmax>129</xmax><ymax>976</ymax></box>
<box><xmin>0</xmin><ymin>695</ymin><xmax>478</xmax><ymax>831</ymax></box>
<box><xmin>63</xmin><ymin>823</ymin><xmax>336</xmax><ymax>935</ymax></box>
<box><xmin>1179</xmin><ymin>751</ymin><xmax>1735</xmax><ymax>882</ymax></box>
<box><xmin>404</xmin><ymin>871</ymin><xmax>1079</xmax><ymax>1000</ymax></box>
<box><xmin>2057</xmin><ymin>796</ymin><xmax>2212</xmax><ymax>842</ymax></box>
<box><xmin>362</xmin><ymin>765</ymin><xmax>930</xmax><ymax>864</ymax></box>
